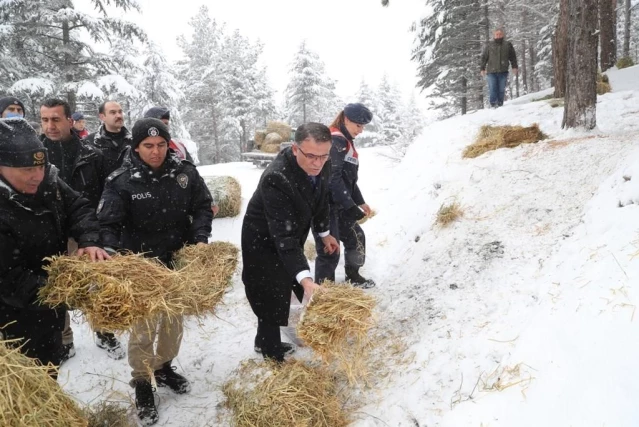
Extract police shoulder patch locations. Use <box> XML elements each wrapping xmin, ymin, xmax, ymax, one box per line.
<box><xmin>177</xmin><ymin>173</ymin><xmax>189</xmax><ymax>189</ymax></box>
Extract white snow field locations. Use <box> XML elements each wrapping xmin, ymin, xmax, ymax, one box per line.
<box><xmin>60</xmin><ymin>65</ymin><xmax>639</xmax><ymax>426</ymax></box>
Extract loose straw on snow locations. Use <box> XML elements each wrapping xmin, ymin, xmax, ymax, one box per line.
<box><xmin>222</xmin><ymin>359</ymin><xmax>349</xmax><ymax>427</ymax></box>
<box><xmin>0</xmin><ymin>339</ymin><xmax>87</xmax><ymax>427</ymax></box>
<box><xmin>297</xmin><ymin>282</ymin><xmax>376</xmax><ymax>382</ymax></box>
<box><xmin>40</xmin><ymin>242</ymin><xmax>239</xmax><ymax>331</ymax></box>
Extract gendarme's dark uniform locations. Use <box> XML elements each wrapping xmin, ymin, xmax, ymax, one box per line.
<box><xmin>313</xmin><ymin>124</ymin><xmax>367</xmax><ymax>283</ymax></box>
<box><xmin>97</xmin><ymin>150</ymin><xmax>213</xmax><ymax>265</ymax></box>
<box><xmin>242</xmin><ymin>147</ymin><xmax>330</xmax><ymax>326</ymax></box>
<box><xmin>0</xmin><ymin>120</ymin><xmax>102</xmax><ymax>366</ymax></box>
<box><xmin>87</xmin><ymin>124</ymin><xmax>132</xmax><ymax>176</ymax></box>
<box><xmin>42</xmin><ymin>131</ymin><xmax>108</xmax><ymax>207</ymax></box>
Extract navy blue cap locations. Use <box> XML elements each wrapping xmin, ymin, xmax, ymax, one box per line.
<box><xmin>144</xmin><ymin>107</ymin><xmax>170</xmax><ymax>121</ymax></box>
<box><xmin>71</xmin><ymin>112</ymin><xmax>84</xmax><ymax>121</ymax></box>
<box><xmin>344</xmin><ymin>103</ymin><xmax>373</xmax><ymax>125</ymax></box>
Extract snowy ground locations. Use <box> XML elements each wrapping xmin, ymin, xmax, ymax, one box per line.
<box><xmin>60</xmin><ymin>65</ymin><xmax>639</xmax><ymax>426</ymax></box>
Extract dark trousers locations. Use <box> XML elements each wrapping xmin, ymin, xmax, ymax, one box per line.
<box><xmin>313</xmin><ymin>207</ymin><xmax>366</xmax><ymax>284</ymax></box>
<box><xmin>487</xmin><ymin>72</ymin><xmax>509</xmax><ymax>106</ymax></box>
<box><xmin>256</xmin><ymin>319</ymin><xmax>283</xmax><ymax>362</ymax></box>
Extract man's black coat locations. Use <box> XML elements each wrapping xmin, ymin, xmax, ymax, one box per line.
<box><xmin>241</xmin><ymin>147</ymin><xmax>330</xmax><ymax>325</ymax></box>
<box><xmin>0</xmin><ymin>166</ymin><xmax>101</xmax><ymax>364</ymax></box>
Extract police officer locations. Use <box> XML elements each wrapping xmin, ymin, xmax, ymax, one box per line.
<box><xmin>313</xmin><ymin>103</ymin><xmax>376</xmax><ymax>288</ymax></box>
<box><xmin>40</xmin><ymin>98</ymin><xmax>124</xmax><ymax>361</ymax></box>
<box><xmin>97</xmin><ymin>118</ymin><xmax>213</xmax><ymax>426</ymax></box>
<box><xmin>242</xmin><ymin>123</ymin><xmax>339</xmax><ymax>363</ymax></box>
<box><xmin>87</xmin><ymin>100</ymin><xmax>132</xmax><ymax>175</ymax></box>
<box><xmin>0</xmin><ymin>96</ymin><xmax>26</xmax><ymax>118</ymax></box>
<box><xmin>0</xmin><ymin>119</ymin><xmax>109</xmax><ymax>374</ymax></box>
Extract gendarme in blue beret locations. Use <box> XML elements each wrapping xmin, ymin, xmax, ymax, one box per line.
<box><xmin>344</xmin><ymin>103</ymin><xmax>373</xmax><ymax>125</ymax></box>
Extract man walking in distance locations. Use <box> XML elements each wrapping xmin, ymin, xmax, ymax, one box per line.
<box><xmin>40</xmin><ymin>98</ymin><xmax>124</xmax><ymax>361</ymax></box>
<box><xmin>98</xmin><ymin>118</ymin><xmax>213</xmax><ymax>425</ymax></box>
<box><xmin>87</xmin><ymin>100</ymin><xmax>132</xmax><ymax>174</ymax></box>
<box><xmin>480</xmin><ymin>28</ymin><xmax>518</xmax><ymax>108</ymax></box>
<box><xmin>241</xmin><ymin>123</ymin><xmax>339</xmax><ymax>362</ymax></box>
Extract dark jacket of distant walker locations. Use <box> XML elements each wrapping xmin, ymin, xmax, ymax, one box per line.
<box><xmin>41</xmin><ymin>132</ymin><xmax>108</xmax><ymax>208</ymax></box>
<box><xmin>0</xmin><ymin>166</ymin><xmax>101</xmax><ymax>363</ymax></box>
<box><xmin>480</xmin><ymin>40</ymin><xmax>518</xmax><ymax>74</ymax></box>
<box><xmin>87</xmin><ymin>124</ymin><xmax>133</xmax><ymax>176</ymax></box>
<box><xmin>242</xmin><ymin>147</ymin><xmax>330</xmax><ymax>325</ymax></box>
<box><xmin>328</xmin><ymin>126</ymin><xmax>365</xmax><ymax>211</ymax></box>
<box><xmin>97</xmin><ymin>150</ymin><xmax>213</xmax><ymax>266</ymax></box>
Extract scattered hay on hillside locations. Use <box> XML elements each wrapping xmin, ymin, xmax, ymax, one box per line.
<box><xmin>304</xmin><ymin>241</ymin><xmax>317</xmax><ymax>261</ymax></box>
<box><xmin>462</xmin><ymin>124</ymin><xmax>546</xmax><ymax>159</ymax></box>
<box><xmin>85</xmin><ymin>402</ymin><xmax>133</xmax><ymax>427</ymax></box>
<box><xmin>297</xmin><ymin>282</ymin><xmax>376</xmax><ymax>382</ymax></box>
<box><xmin>0</xmin><ymin>339</ymin><xmax>87</xmax><ymax>427</ymax></box>
<box><xmin>436</xmin><ymin>201</ymin><xmax>464</xmax><ymax>227</ymax></box>
<box><xmin>266</xmin><ymin>121</ymin><xmax>292</xmax><ymax>142</ymax></box>
<box><xmin>616</xmin><ymin>56</ymin><xmax>634</xmax><ymax>69</ymax></box>
<box><xmin>41</xmin><ymin>244</ymin><xmax>239</xmax><ymax>331</ymax></box>
<box><xmin>222</xmin><ymin>359</ymin><xmax>350</xmax><ymax>427</ymax></box>
<box><xmin>357</xmin><ymin>209</ymin><xmax>377</xmax><ymax>225</ymax></box>
<box><xmin>204</xmin><ymin>176</ymin><xmax>242</xmax><ymax>218</ymax></box>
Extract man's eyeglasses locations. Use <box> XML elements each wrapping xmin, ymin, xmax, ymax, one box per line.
<box><xmin>297</xmin><ymin>146</ymin><xmax>330</xmax><ymax>162</ymax></box>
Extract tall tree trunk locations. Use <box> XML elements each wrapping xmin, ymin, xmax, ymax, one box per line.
<box><xmin>521</xmin><ymin>39</ymin><xmax>528</xmax><ymax>94</ymax></box>
<box><xmin>599</xmin><ymin>0</ymin><xmax>616</xmax><ymax>70</ymax></box>
<box><xmin>479</xmin><ymin>1</ymin><xmax>490</xmax><ymax>109</ymax></box>
<box><xmin>562</xmin><ymin>0</ymin><xmax>599</xmax><ymax>129</ymax></box>
<box><xmin>62</xmin><ymin>20</ymin><xmax>76</xmax><ymax>112</ymax></box>
<box><xmin>529</xmin><ymin>41</ymin><xmax>537</xmax><ymax>92</ymax></box>
<box><xmin>553</xmin><ymin>0</ymin><xmax>569</xmax><ymax>98</ymax></box>
<box><xmin>623</xmin><ymin>0</ymin><xmax>631</xmax><ymax>57</ymax></box>
<box><xmin>460</xmin><ymin>77</ymin><xmax>467</xmax><ymax>115</ymax></box>
<box><xmin>212</xmin><ymin>111</ymin><xmax>221</xmax><ymax>163</ymax></box>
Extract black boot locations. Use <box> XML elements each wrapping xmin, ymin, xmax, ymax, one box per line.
<box><xmin>58</xmin><ymin>342</ymin><xmax>76</xmax><ymax>365</ymax></box>
<box><xmin>254</xmin><ymin>336</ymin><xmax>296</xmax><ymax>356</ymax></box>
<box><xmin>154</xmin><ymin>361</ymin><xmax>191</xmax><ymax>394</ymax></box>
<box><xmin>345</xmin><ymin>266</ymin><xmax>376</xmax><ymax>289</ymax></box>
<box><xmin>133</xmin><ymin>379</ymin><xmax>158</xmax><ymax>426</ymax></box>
<box><xmin>95</xmin><ymin>331</ymin><xmax>125</xmax><ymax>360</ymax></box>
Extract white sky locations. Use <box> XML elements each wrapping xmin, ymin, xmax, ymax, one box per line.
<box><xmin>129</xmin><ymin>0</ymin><xmax>425</xmax><ymax>106</ymax></box>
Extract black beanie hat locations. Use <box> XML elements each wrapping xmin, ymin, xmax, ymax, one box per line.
<box><xmin>0</xmin><ymin>119</ymin><xmax>47</xmax><ymax>167</ymax></box>
<box><xmin>0</xmin><ymin>96</ymin><xmax>26</xmax><ymax>117</ymax></box>
<box><xmin>344</xmin><ymin>103</ymin><xmax>373</xmax><ymax>125</ymax></box>
<box><xmin>144</xmin><ymin>106</ymin><xmax>170</xmax><ymax>121</ymax></box>
<box><xmin>131</xmin><ymin>118</ymin><xmax>171</xmax><ymax>148</ymax></box>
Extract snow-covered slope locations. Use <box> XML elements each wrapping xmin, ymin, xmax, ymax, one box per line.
<box><xmin>60</xmin><ymin>65</ymin><xmax>639</xmax><ymax>426</ymax></box>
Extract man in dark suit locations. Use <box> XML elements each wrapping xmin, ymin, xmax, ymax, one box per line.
<box><xmin>241</xmin><ymin>122</ymin><xmax>339</xmax><ymax>362</ymax></box>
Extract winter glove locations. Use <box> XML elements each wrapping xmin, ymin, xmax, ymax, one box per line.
<box><xmin>343</xmin><ymin>206</ymin><xmax>366</xmax><ymax>221</ymax></box>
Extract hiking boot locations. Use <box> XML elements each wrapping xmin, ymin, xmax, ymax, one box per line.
<box><xmin>154</xmin><ymin>361</ymin><xmax>191</xmax><ymax>394</ymax></box>
<box><xmin>133</xmin><ymin>379</ymin><xmax>158</xmax><ymax>426</ymax></box>
<box><xmin>58</xmin><ymin>343</ymin><xmax>76</xmax><ymax>365</ymax></box>
<box><xmin>95</xmin><ymin>332</ymin><xmax>125</xmax><ymax>360</ymax></box>
<box><xmin>254</xmin><ymin>337</ymin><xmax>296</xmax><ymax>356</ymax></box>
<box><xmin>345</xmin><ymin>266</ymin><xmax>376</xmax><ymax>289</ymax></box>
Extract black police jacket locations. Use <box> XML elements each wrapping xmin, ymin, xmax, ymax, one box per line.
<box><xmin>97</xmin><ymin>150</ymin><xmax>213</xmax><ymax>265</ymax></box>
<box><xmin>42</xmin><ymin>132</ymin><xmax>108</xmax><ymax>208</ymax></box>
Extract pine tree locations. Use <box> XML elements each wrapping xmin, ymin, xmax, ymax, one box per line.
<box><xmin>284</xmin><ymin>41</ymin><xmax>340</xmax><ymax>126</ymax></box>
<box><xmin>0</xmin><ymin>0</ymin><xmax>146</xmax><ymax>114</ymax></box>
<box><xmin>376</xmin><ymin>75</ymin><xmax>403</xmax><ymax>144</ymax></box>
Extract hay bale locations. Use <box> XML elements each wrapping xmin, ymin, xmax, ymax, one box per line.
<box><xmin>85</xmin><ymin>402</ymin><xmax>132</xmax><ymax>427</ymax></box>
<box><xmin>616</xmin><ymin>56</ymin><xmax>634</xmax><ymax>69</ymax></box>
<box><xmin>357</xmin><ymin>209</ymin><xmax>377</xmax><ymax>225</ymax></box>
<box><xmin>266</xmin><ymin>121</ymin><xmax>292</xmax><ymax>142</ymax></box>
<box><xmin>463</xmin><ymin>124</ymin><xmax>546</xmax><ymax>159</ymax></box>
<box><xmin>204</xmin><ymin>176</ymin><xmax>242</xmax><ymax>218</ymax></box>
<box><xmin>304</xmin><ymin>241</ymin><xmax>317</xmax><ymax>261</ymax></box>
<box><xmin>297</xmin><ymin>283</ymin><xmax>376</xmax><ymax>381</ymax></box>
<box><xmin>222</xmin><ymin>359</ymin><xmax>349</xmax><ymax>427</ymax></box>
<box><xmin>260</xmin><ymin>143</ymin><xmax>281</xmax><ymax>154</ymax></box>
<box><xmin>254</xmin><ymin>130</ymin><xmax>267</xmax><ymax>148</ymax></box>
<box><xmin>597</xmin><ymin>81</ymin><xmax>612</xmax><ymax>95</ymax></box>
<box><xmin>436</xmin><ymin>201</ymin><xmax>463</xmax><ymax>227</ymax></box>
<box><xmin>40</xmin><ymin>243</ymin><xmax>239</xmax><ymax>331</ymax></box>
<box><xmin>0</xmin><ymin>339</ymin><xmax>87</xmax><ymax>427</ymax></box>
